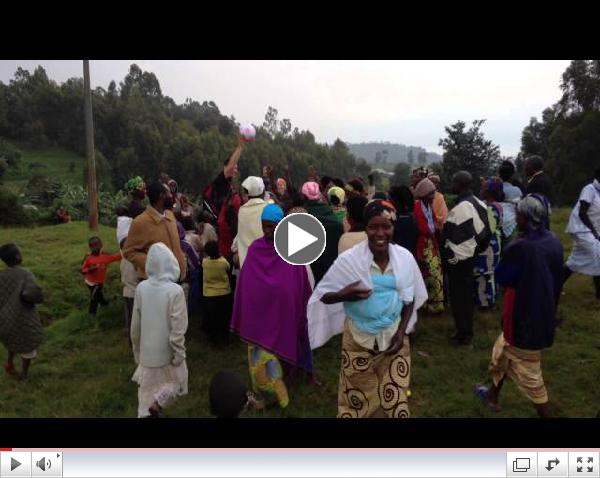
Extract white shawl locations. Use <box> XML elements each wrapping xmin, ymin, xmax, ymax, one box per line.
<box><xmin>307</xmin><ymin>241</ymin><xmax>428</xmax><ymax>349</ymax></box>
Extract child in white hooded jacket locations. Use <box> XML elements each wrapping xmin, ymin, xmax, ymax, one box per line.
<box><xmin>131</xmin><ymin>242</ymin><xmax>188</xmax><ymax>418</ymax></box>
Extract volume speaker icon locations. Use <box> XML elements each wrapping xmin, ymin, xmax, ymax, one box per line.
<box><xmin>36</xmin><ymin>457</ymin><xmax>51</xmax><ymax>471</ymax></box>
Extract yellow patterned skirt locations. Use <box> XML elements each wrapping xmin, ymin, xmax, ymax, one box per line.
<box><xmin>338</xmin><ymin>322</ymin><xmax>411</xmax><ymax>418</ymax></box>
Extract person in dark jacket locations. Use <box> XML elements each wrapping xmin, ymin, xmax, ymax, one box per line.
<box><xmin>477</xmin><ymin>194</ymin><xmax>563</xmax><ymax>418</ymax></box>
<box><xmin>302</xmin><ymin>181</ymin><xmax>344</xmax><ymax>285</ymax></box>
<box><xmin>388</xmin><ymin>185</ymin><xmax>418</xmax><ymax>258</ymax></box>
<box><xmin>525</xmin><ymin>155</ymin><xmax>554</xmax><ymax>206</ymax></box>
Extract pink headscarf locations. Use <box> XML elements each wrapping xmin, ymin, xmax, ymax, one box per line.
<box><xmin>302</xmin><ymin>181</ymin><xmax>321</xmax><ymax>201</ymax></box>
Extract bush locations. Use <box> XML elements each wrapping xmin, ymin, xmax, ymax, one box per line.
<box><xmin>22</xmin><ymin>204</ymin><xmax>41</xmax><ymax>223</ymax></box>
<box><xmin>52</xmin><ymin>183</ymin><xmax>87</xmax><ymax>221</ymax></box>
<box><xmin>0</xmin><ymin>187</ymin><xmax>29</xmax><ymax>226</ymax></box>
<box><xmin>44</xmin><ymin>182</ymin><xmax>128</xmax><ymax>226</ymax></box>
<box><xmin>98</xmin><ymin>189</ymin><xmax>128</xmax><ymax>226</ymax></box>
<box><xmin>24</xmin><ymin>174</ymin><xmax>63</xmax><ymax>207</ymax></box>
<box><xmin>0</xmin><ymin>138</ymin><xmax>22</xmax><ymax>167</ymax></box>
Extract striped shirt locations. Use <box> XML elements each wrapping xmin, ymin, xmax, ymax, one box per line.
<box><xmin>442</xmin><ymin>194</ymin><xmax>490</xmax><ymax>264</ymax></box>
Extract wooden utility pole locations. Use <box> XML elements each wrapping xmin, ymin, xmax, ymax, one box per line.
<box><xmin>83</xmin><ymin>59</ymin><xmax>98</xmax><ymax>230</ymax></box>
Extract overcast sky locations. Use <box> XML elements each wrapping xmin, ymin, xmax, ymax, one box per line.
<box><xmin>0</xmin><ymin>60</ymin><xmax>570</xmax><ymax>156</ymax></box>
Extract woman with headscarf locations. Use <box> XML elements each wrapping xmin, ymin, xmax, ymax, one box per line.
<box><xmin>126</xmin><ymin>176</ymin><xmax>147</xmax><ymax>219</ymax></box>
<box><xmin>410</xmin><ymin>167</ymin><xmax>430</xmax><ymax>195</ymax></box>
<box><xmin>327</xmin><ymin>186</ymin><xmax>347</xmax><ymax>224</ymax></box>
<box><xmin>563</xmin><ymin>168</ymin><xmax>600</xmax><ymax>300</ymax></box>
<box><xmin>474</xmin><ymin>178</ymin><xmax>504</xmax><ymax>309</ymax></box>
<box><xmin>476</xmin><ymin>194</ymin><xmax>563</xmax><ymax>417</ymax></box>
<box><xmin>338</xmin><ymin>196</ymin><xmax>368</xmax><ymax>254</ymax></box>
<box><xmin>276</xmin><ymin>178</ymin><xmax>287</xmax><ymax>198</ymax></box>
<box><xmin>308</xmin><ymin>200</ymin><xmax>427</xmax><ymax>418</ymax></box>
<box><xmin>168</xmin><ymin>179</ymin><xmax>183</xmax><ymax>213</ymax></box>
<box><xmin>427</xmin><ymin>174</ymin><xmax>448</xmax><ymax>232</ymax></box>
<box><xmin>413</xmin><ymin>178</ymin><xmax>444</xmax><ymax>314</ymax></box>
<box><xmin>178</xmin><ymin>194</ymin><xmax>194</xmax><ymax>219</ymax></box>
<box><xmin>302</xmin><ymin>181</ymin><xmax>344</xmax><ymax>284</ymax></box>
<box><xmin>275</xmin><ymin>166</ymin><xmax>299</xmax><ymax>212</ymax></box>
<box><xmin>230</xmin><ymin>204</ymin><xmax>314</xmax><ymax>409</ymax></box>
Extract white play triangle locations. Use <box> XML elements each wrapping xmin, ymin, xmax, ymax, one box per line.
<box><xmin>288</xmin><ymin>221</ymin><xmax>319</xmax><ymax>257</ymax></box>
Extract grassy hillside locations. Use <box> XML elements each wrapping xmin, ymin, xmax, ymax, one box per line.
<box><xmin>1</xmin><ymin>211</ymin><xmax>599</xmax><ymax>417</ymax></box>
<box><xmin>4</xmin><ymin>147</ymin><xmax>85</xmax><ymax>193</ymax></box>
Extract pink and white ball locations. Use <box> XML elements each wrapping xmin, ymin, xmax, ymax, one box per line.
<box><xmin>239</xmin><ymin>124</ymin><xmax>256</xmax><ymax>142</ymax></box>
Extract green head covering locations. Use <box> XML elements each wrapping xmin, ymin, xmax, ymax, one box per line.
<box><xmin>126</xmin><ymin>176</ymin><xmax>145</xmax><ymax>192</ymax></box>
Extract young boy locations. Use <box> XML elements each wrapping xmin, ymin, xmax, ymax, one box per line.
<box><xmin>202</xmin><ymin>240</ymin><xmax>232</xmax><ymax>345</ymax></box>
<box><xmin>0</xmin><ymin>243</ymin><xmax>44</xmax><ymax>381</ymax></box>
<box><xmin>80</xmin><ymin>237</ymin><xmax>121</xmax><ymax>317</ymax></box>
<box><xmin>131</xmin><ymin>242</ymin><xmax>188</xmax><ymax>418</ymax></box>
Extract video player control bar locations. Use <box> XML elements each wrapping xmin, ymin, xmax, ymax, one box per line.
<box><xmin>1</xmin><ymin>451</ymin><xmax>599</xmax><ymax>477</ymax></box>
<box><xmin>507</xmin><ymin>452</ymin><xmax>599</xmax><ymax>477</ymax></box>
<box><xmin>0</xmin><ymin>453</ymin><xmax>62</xmax><ymax>477</ymax></box>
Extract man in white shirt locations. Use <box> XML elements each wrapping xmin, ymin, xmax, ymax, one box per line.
<box><xmin>232</xmin><ymin>176</ymin><xmax>268</xmax><ymax>268</ymax></box>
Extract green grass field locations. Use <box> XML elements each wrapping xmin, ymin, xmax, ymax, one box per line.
<box><xmin>1</xmin><ymin>209</ymin><xmax>599</xmax><ymax>417</ymax></box>
<box><xmin>4</xmin><ymin>147</ymin><xmax>85</xmax><ymax>193</ymax></box>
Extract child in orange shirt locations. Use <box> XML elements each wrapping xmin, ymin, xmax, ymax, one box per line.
<box><xmin>81</xmin><ymin>236</ymin><xmax>121</xmax><ymax>316</ymax></box>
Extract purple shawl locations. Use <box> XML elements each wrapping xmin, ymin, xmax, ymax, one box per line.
<box><xmin>177</xmin><ymin>222</ymin><xmax>199</xmax><ymax>270</ymax></box>
<box><xmin>230</xmin><ymin>237</ymin><xmax>313</xmax><ymax>371</ymax></box>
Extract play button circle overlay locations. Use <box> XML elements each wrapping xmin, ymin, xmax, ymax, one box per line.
<box><xmin>274</xmin><ymin>213</ymin><xmax>327</xmax><ymax>265</ymax></box>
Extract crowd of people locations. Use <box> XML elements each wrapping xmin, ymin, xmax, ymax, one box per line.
<box><xmin>1</xmin><ymin>137</ymin><xmax>600</xmax><ymax>418</ymax></box>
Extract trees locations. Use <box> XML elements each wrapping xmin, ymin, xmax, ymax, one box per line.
<box><xmin>392</xmin><ymin>162</ymin><xmax>411</xmax><ymax>186</ymax></box>
<box><xmin>279</xmin><ymin>118</ymin><xmax>292</xmax><ymax>137</ymax></box>
<box><xmin>407</xmin><ymin>149</ymin><xmax>415</xmax><ymax>168</ymax></box>
<box><xmin>519</xmin><ymin>59</ymin><xmax>600</xmax><ymax>205</ymax></box>
<box><xmin>0</xmin><ymin>65</ymin><xmax>371</xmax><ymax>201</ymax></box>
<box><xmin>559</xmin><ymin>59</ymin><xmax>600</xmax><ymax>115</ymax></box>
<box><xmin>547</xmin><ymin>111</ymin><xmax>600</xmax><ymax>205</ymax></box>
<box><xmin>120</xmin><ymin>64</ymin><xmax>162</xmax><ymax>100</ymax></box>
<box><xmin>520</xmin><ymin>107</ymin><xmax>560</xmax><ymax>159</ymax></box>
<box><xmin>439</xmin><ymin>119</ymin><xmax>501</xmax><ymax>184</ymax></box>
<box><xmin>262</xmin><ymin>106</ymin><xmax>279</xmax><ymax>137</ymax></box>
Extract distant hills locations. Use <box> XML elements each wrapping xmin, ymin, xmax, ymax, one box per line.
<box><xmin>346</xmin><ymin>142</ymin><xmax>442</xmax><ymax>166</ymax></box>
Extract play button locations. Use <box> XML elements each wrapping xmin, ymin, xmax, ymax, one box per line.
<box><xmin>274</xmin><ymin>213</ymin><xmax>326</xmax><ymax>265</ymax></box>
<box><xmin>11</xmin><ymin>459</ymin><xmax>21</xmax><ymax>471</ymax></box>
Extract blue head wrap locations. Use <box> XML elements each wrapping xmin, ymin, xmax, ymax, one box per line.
<box><xmin>261</xmin><ymin>204</ymin><xmax>284</xmax><ymax>224</ymax></box>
